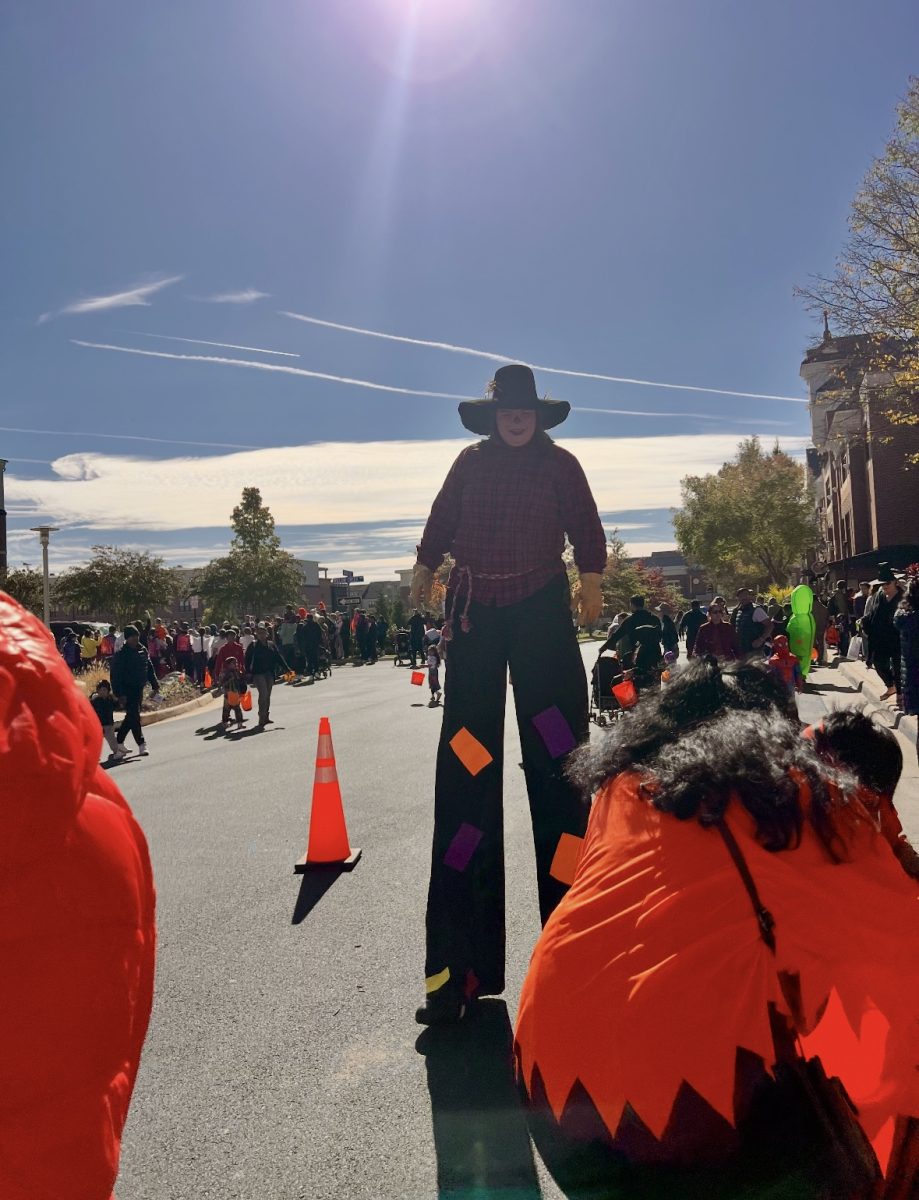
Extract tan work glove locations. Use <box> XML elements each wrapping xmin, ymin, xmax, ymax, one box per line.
<box><xmin>575</xmin><ymin>572</ymin><xmax>603</xmax><ymax>627</ymax></box>
<box><xmin>410</xmin><ymin>563</ymin><xmax>434</xmax><ymax>608</ymax></box>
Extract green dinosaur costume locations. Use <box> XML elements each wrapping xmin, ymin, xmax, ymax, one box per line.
<box><xmin>786</xmin><ymin>584</ymin><xmax>816</xmax><ymax>677</ymax></box>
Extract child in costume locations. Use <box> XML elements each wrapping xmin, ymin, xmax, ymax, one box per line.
<box><xmin>766</xmin><ymin>633</ymin><xmax>803</xmax><ymax>697</ymax></box>
<box><xmin>218</xmin><ymin>656</ymin><xmax>246</xmax><ymax>731</ymax></box>
<box><xmin>0</xmin><ymin>592</ymin><xmax>156</xmax><ymax>1200</ymax></box>
<box><xmin>515</xmin><ymin>658</ymin><xmax>919</xmax><ymax>1198</ymax></box>
<box><xmin>411</xmin><ymin>364</ymin><xmax>606</xmax><ymax>1025</ymax></box>
<box><xmin>427</xmin><ymin>642</ymin><xmax>442</xmax><ymax>704</ymax></box>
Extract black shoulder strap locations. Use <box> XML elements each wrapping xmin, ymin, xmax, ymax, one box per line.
<box><xmin>716</xmin><ymin>820</ymin><xmax>777</xmax><ymax>953</ymax></box>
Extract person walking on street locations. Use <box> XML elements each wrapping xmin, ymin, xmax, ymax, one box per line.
<box><xmin>658</xmin><ymin>602</ymin><xmax>679</xmax><ymax>658</ymax></box>
<box><xmin>297</xmin><ymin>611</ymin><xmax>324</xmax><ymax>678</ymax></box>
<box><xmin>90</xmin><ymin>678</ymin><xmax>120</xmax><ymax>760</ymax></box>
<box><xmin>864</xmin><ymin>564</ymin><xmax>904</xmax><ymax>700</ymax></box>
<box><xmin>110</xmin><ymin>625</ymin><xmax>158</xmax><ymax>759</ymax></box>
<box><xmin>678</xmin><ymin>600</ymin><xmax>706</xmax><ymax>657</ymax></box>
<box><xmin>79</xmin><ymin>629</ymin><xmax>99</xmax><ymax>673</ymax></box>
<box><xmin>245</xmin><ymin>622</ymin><xmax>289</xmax><ymax>727</ymax></box>
<box><xmin>409</xmin><ymin>608</ymin><xmax>426</xmax><ymax>667</ymax></box>
<box><xmin>411</xmin><ymin>364</ymin><xmax>605</xmax><ymax>1025</ymax></box>
<box><xmin>214</xmin><ymin>627</ymin><xmax>245</xmax><ymax>681</ymax></box>
<box><xmin>731</xmin><ymin>588</ymin><xmax>773</xmax><ymax>656</ymax></box>
<box><xmin>691</xmin><ymin>600</ymin><xmax>741</xmax><ymax>660</ymax></box>
<box><xmin>597</xmin><ymin>595</ymin><xmax>663</xmax><ymax>690</ymax></box>
<box><xmin>60</xmin><ymin>628</ymin><xmax>82</xmax><ymax>673</ymax></box>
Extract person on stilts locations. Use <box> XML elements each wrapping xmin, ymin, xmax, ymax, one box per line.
<box><xmin>412</xmin><ymin>364</ymin><xmax>606</xmax><ymax>1025</ymax></box>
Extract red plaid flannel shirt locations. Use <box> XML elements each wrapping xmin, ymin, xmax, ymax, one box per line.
<box><xmin>417</xmin><ymin>436</ymin><xmax>607</xmax><ymax>607</ymax></box>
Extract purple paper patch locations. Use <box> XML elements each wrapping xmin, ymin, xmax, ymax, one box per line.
<box><xmin>444</xmin><ymin>822</ymin><xmax>483</xmax><ymax>872</ymax></box>
<box><xmin>532</xmin><ymin>706</ymin><xmax>577</xmax><ymax>759</ymax></box>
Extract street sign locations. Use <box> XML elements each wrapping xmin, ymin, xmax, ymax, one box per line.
<box><xmin>342</xmin><ymin>569</ymin><xmax>354</xmax><ymax>578</ymax></box>
<box><xmin>332</xmin><ymin>577</ymin><xmax>350</xmax><ymax>585</ymax></box>
<box><xmin>349</xmin><ymin>575</ymin><xmax>364</xmax><ymax>583</ymax></box>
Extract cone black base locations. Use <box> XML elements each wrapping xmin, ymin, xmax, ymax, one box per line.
<box><xmin>294</xmin><ymin>848</ymin><xmax>362</xmax><ymax>873</ymax></box>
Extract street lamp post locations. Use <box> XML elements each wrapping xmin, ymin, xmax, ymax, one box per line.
<box><xmin>29</xmin><ymin>525</ymin><xmax>59</xmax><ymax>626</ymax></box>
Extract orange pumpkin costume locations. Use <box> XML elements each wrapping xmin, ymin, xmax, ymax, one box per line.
<box><xmin>0</xmin><ymin>594</ymin><xmax>156</xmax><ymax>1200</ymax></box>
<box><xmin>515</xmin><ymin>772</ymin><xmax>919</xmax><ymax>1179</ymax></box>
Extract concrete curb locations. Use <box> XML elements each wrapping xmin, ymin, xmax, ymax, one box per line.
<box><xmin>832</xmin><ymin>657</ymin><xmax>917</xmax><ymax>746</ymax></box>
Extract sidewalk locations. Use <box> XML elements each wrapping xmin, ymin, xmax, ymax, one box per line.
<box><xmin>829</xmin><ymin>653</ymin><xmax>917</xmax><ymax>746</ymax></box>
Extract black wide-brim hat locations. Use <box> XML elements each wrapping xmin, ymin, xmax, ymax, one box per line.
<box><xmin>458</xmin><ymin>364</ymin><xmax>570</xmax><ymax>435</ymax></box>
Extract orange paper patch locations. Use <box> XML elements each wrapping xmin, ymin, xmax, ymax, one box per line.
<box><xmin>549</xmin><ymin>832</ymin><xmax>584</xmax><ymax>886</ymax></box>
<box><xmin>449</xmin><ymin>727</ymin><xmax>493</xmax><ymax>777</ymax></box>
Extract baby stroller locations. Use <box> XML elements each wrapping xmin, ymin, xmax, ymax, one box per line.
<box><xmin>314</xmin><ymin>639</ymin><xmax>332</xmax><ymax>680</ymax></box>
<box><xmin>393</xmin><ymin>628</ymin><xmax>412</xmax><ymax>667</ymax></box>
<box><xmin>590</xmin><ymin>651</ymin><xmax>627</xmax><ymax>726</ymax></box>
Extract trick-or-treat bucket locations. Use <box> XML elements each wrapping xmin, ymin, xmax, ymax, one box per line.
<box><xmin>411</xmin><ymin>671</ymin><xmax>425</xmax><ymax>686</ymax></box>
<box><xmin>612</xmin><ymin>679</ymin><xmax>638</xmax><ymax>709</ymax></box>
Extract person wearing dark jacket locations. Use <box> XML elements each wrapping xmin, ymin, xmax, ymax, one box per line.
<box><xmin>658</xmin><ymin>603</ymin><xmax>679</xmax><ymax>657</ymax></box>
<box><xmin>245</xmin><ymin>623</ymin><xmax>289</xmax><ymax>726</ymax></box>
<box><xmin>864</xmin><ymin>565</ymin><xmax>905</xmax><ymax>699</ymax></box>
<box><xmin>678</xmin><ymin>600</ymin><xmax>707</xmax><ymax>656</ymax></box>
<box><xmin>598</xmin><ymin>596</ymin><xmax>663</xmax><ymax>689</ymax></box>
<box><xmin>408</xmin><ymin>609</ymin><xmax>427</xmax><ymax>667</ymax></box>
<box><xmin>297</xmin><ymin>612</ymin><xmax>324</xmax><ymax>678</ymax></box>
<box><xmin>110</xmin><ymin>625</ymin><xmax>158</xmax><ymax>759</ymax></box>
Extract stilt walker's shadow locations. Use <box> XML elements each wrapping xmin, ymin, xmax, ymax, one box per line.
<box><xmin>416</xmin><ymin>999</ymin><xmax>541</xmax><ymax>1199</ymax></box>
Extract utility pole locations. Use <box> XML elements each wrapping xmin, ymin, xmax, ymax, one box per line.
<box><xmin>29</xmin><ymin>525</ymin><xmax>59</xmax><ymax>626</ymax></box>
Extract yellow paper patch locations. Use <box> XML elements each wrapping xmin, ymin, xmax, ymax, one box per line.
<box><xmin>449</xmin><ymin>727</ymin><xmax>493</xmax><ymax>777</ymax></box>
<box><xmin>549</xmin><ymin>832</ymin><xmax>584</xmax><ymax>886</ymax></box>
<box><xmin>425</xmin><ymin>967</ymin><xmax>451</xmax><ymax>995</ymax></box>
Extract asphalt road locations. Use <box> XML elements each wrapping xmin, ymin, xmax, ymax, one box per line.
<box><xmin>113</xmin><ymin>647</ymin><xmax>918</xmax><ymax>1200</ymax></box>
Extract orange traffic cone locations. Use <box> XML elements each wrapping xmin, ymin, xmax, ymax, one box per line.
<box><xmin>294</xmin><ymin>717</ymin><xmax>361</xmax><ymax>872</ymax></box>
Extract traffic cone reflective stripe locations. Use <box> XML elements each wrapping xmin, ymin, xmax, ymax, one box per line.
<box><xmin>295</xmin><ymin>717</ymin><xmax>361</xmax><ymax>872</ymax></box>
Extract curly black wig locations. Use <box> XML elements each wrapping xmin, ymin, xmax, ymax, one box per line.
<box><xmin>568</xmin><ymin>656</ymin><xmax>849</xmax><ymax>857</ymax></box>
<box><xmin>810</xmin><ymin>709</ymin><xmax>903</xmax><ymax>797</ymax></box>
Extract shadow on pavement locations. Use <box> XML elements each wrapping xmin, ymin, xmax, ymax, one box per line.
<box><xmin>291</xmin><ymin>868</ymin><xmax>344</xmax><ymax>925</ymax></box>
<box><xmin>415</xmin><ymin>999</ymin><xmax>542</xmax><ymax>1199</ymax></box>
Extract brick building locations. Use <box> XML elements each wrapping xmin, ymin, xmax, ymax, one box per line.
<box><xmin>624</xmin><ymin>549</ymin><xmax>706</xmax><ymax>600</ymax></box>
<box><xmin>800</xmin><ymin>324</ymin><xmax>919</xmax><ymax>581</ymax></box>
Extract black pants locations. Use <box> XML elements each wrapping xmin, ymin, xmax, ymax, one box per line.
<box><xmin>304</xmin><ymin>647</ymin><xmax>319</xmax><ymax>675</ymax></box>
<box><xmin>873</xmin><ymin>640</ymin><xmax>899</xmax><ymax>688</ymax></box>
<box><xmin>411</xmin><ymin>640</ymin><xmax>424</xmax><ymax>667</ymax></box>
<box><xmin>424</xmin><ymin>575</ymin><xmax>590</xmax><ymax>1001</ymax></box>
<box><xmin>116</xmin><ymin>689</ymin><xmax>145</xmax><ymax>748</ymax></box>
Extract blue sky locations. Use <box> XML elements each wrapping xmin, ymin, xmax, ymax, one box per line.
<box><xmin>2</xmin><ymin>1</ymin><xmax>916</xmax><ymax>575</ymax></box>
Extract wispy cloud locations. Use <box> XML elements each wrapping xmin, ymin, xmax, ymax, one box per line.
<box><xmin>4</xmin><ymin>435</ymin><xmax>809</xmax><ymax>543</ymax></box>
<box><xmin>126</xmin><ymin>331</ymin><xmax>300</xmax><ymax>358</ymax></box>
<box><xmin>192</xmin><ymin>288</ymin><xmax>270</xmax><ymax>303</ymax></box>
<box><xmin>280</xmin><ymin>310</ymin><xmax>808</xmax><ymax>404</ymax></box>
<box><xmin>69</xmin><ymin>340</ymin><xmax>803</xmax><ymax>426</ymax></box>
<box><xmin>38</xmin><ymin>274</ymin><xmax>183</xmax><ymax>324</ymax></box>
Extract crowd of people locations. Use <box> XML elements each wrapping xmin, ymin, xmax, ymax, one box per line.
<box><xmin>59</xmin><ymin>602</ymin><xmax>448</xmax><ymax>759</ymax></box>
<box><xmin>594</xmin><ymin>565</ymin><xmax>919</xmax><ymax>757</ymax></box>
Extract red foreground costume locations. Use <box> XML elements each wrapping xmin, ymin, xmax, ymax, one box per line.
<box><xmin>0</xmin><ymin>594</ymin><xmax>156</xmax><ymax>1200</ymax></box>
<box><xmin>516</xmin><ymin>770</ymin><xmax>919</xmax><ymax>1188</ymax></box>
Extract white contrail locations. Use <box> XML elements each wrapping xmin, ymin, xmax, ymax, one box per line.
<box><xmin>71</xmin><ymin>340</ymin><xmax>802</xmax><ymax>425</ymax></box>
<box><xmin>126</xmin><ymin>331</ymin><xmax>301</xmax><ymax>358</ymax></box>
<box><xmin>72</xmin><ymin>340</ymin><xmax>486</xmax><ymax>399</ymax></box>
<box><xmin>0</xmin><ymin>424</ymin><xmax>261</xmax><ymax>451</ymax></box>
<box><xmin>280</xmin><ymin>310</ymin><xmax>809</xmax><ymax>404</ymax></box>
<box><xmin>571</xmin><ymin>406</ymin><xmax>794</xmax><ymax>426</ymax></box>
